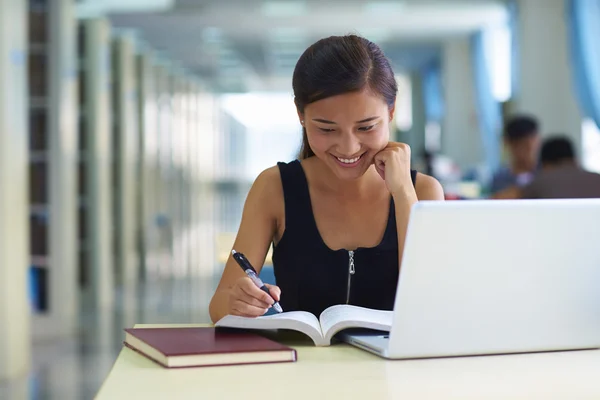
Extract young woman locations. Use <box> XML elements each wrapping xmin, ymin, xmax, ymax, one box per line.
<box><xmin>209</xmin><ymin>34</ymin><xmax>444</xmax><ymax>323</ymax></box>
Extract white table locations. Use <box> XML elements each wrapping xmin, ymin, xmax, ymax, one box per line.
<box><xmin>96</xmin><ymin>324</ymin><xmax>600</xmax><ymax>399</ymax></box>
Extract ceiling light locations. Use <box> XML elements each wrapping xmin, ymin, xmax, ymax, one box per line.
<box><xmin>77</xmin><ymin>0</ymin><xmax>174</xmax><ymax>16</ymax></box>
<box><xmin>364</xmin><ymin>1</ymin><xmax>406</xmax><ymax>15</ymax></box>
<box><xmin>261</xmin><ymin>1</ymin><xmax>307</xmax><ymax>17</ymax></box>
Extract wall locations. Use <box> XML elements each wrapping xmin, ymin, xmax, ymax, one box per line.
<box><xmin>406</xmin><ymin>72</ymin><xmax>426</xmax><ymax>168</ymax></box>
<box><xmin>442</xmin><ymin>36</ymin><xmax>485</xmax><ymax>171</ymax></box>
<box><xmin>512</xmin><ymin>0</ymin><xmax>582</xmax><ymax>151</ymax></box>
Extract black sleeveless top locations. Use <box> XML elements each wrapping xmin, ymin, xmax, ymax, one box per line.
<box><xmin>272</xmin><ymin>160</ymin><xmax>417</xmax><ymax>317</ymax></box>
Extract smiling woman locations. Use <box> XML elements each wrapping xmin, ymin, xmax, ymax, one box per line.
<box><xmin>299</xmin><ymin>89</ymin><xmax>392</xmax><ymax>180</ymax></box>
<box><xmin>209</xmin><ymin>34</ymin><xmax>444</xmax><ymax>324</ymax></box>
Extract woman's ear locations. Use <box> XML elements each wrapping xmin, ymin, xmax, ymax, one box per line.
<box><xmin>297</xmin><ymin>109</ymin><xmax>304</xmax><ymax>126</ymax></box>
<box><xmin>388</xmin><ymin>104</ymin><xmax>396</xmax><ymax>122</ymax></box>
<box><xmin>294</xmin><ymin>99</ymin><xmax>304</xmax><ymax>126</ymax></box>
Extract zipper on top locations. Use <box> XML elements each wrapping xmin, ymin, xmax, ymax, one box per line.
<box><xmin>346</xmin><ymin>250</ymin><xmax>355</xmax><ymax>304</ymax></box>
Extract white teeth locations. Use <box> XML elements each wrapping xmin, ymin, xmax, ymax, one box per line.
<box><xmin>336</xmin><ymin>155</ymin><xmax>361</xmax><ymax>164</ymax></box>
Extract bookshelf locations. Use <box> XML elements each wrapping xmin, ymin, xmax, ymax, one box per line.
<box><xmin>136</xmin><ymin>52</ymin><xmax>160</xmax><ymax>280</ymax></box>
<box><xmin>111</xmin><ymin>35</ymin><xmax>140</xmax><ymax>286</ymax></box>
<box><xmin>28</xmin><ymin>0</ymin><xmax>49</xmax><ymax>315</ymax></box>
<box><xmin>28</xmin><ymin>0</ymin><xmax>79</xmax><ymax>338</ymax></box>
<box><xmin>77</xmin><ymin>18</ymin><xmax>114</xmax><ymax>308</ymax></box>
<box><xmin>170</xmin><ymin>74</ymin><xmax>189</xmax><ymax>276</ymax></box>
<box><xmin>152</xmin><ymin>63</ymin><xmax>174</xmax><ymax>276</ymax></box>
<box><xmin>186</xmin><ymin>80</ymin><xmax>200</xmax><ymax>275</ymax></box>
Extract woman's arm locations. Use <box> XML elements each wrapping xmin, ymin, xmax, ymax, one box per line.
<box><xmin>393</xmin><ymin>173</ymin><xmax>444</xmax><ymax>269</ymax></box>
<box><xmin>208</xmin><ymin>167</ymin><xmax>283</xmax><ymax>323</ymax></box>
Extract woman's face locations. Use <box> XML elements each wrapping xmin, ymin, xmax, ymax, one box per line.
<box><xmin>301</xmin><ymin>89</ymin><xmax>393</xmax><ymax>180</ymax></box>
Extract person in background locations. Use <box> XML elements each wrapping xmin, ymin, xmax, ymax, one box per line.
<box><xmin>519</xmin><ymin>136</ymin><xmax>600</xmax><ymax>199</ymax></box>
<box><xmin>490</xmin><ymin>115</ymin><xmax>541</xmax><ymax>196</ymax></box>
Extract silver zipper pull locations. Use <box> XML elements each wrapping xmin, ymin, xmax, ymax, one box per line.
<box><xmin>346</xmin><ymin>250</ymin><xmax>355</xmax><ymax>304</ymax></box>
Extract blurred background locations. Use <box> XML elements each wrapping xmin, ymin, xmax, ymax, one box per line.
<box><xmin>1</xmin><ymin>0</ymin><xmax>600</xmax><ymax>398</ymax></box>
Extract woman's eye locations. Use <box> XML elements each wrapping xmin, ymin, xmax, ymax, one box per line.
<box><xmin>318</xmin><ymin>127</ymin><xmax>335</xmax><ymax>133</ymax></box>
<box><xmin>358</xmin><ymin>125</ymin><xmax>375</xmax><ymax>132</ymax></box>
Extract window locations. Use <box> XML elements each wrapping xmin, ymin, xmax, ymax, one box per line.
<box><xmin>484</xmin><ymin>24</ymin><xmax>512</xmax><ymax>102</ymax></box>
<box><xmin>582</xmin><ymin>118</ymin><xmax>600</xmax><ymax>173</ymax></box>
<box><xmin>395</xmin><ymin>74</ymin><xmax>413</xmax><ymax>132</ymax></box>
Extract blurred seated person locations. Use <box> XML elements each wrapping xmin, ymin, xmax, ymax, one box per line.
<box><xmin>520</xmin><ymin>136</ymin><xmax>600</xmax><ymax>199</ymax></box>
<box><xmin>490</xmin><ymin>115</ymin><xmax>541</xmax><ymax>196</ymax></box>
<box><xmin>495</xmin><ymin>136</ymin><xmax>600</xmax><ymax>199</ymax></box>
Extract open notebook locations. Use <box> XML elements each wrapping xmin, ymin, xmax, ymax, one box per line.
<box><xmin>215</xmin><ymin>304</ymin><xmax>393</xmax><ymax>347</ymax></box>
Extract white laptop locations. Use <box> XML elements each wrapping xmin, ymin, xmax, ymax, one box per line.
<box><xmin>339</xmin><ymin>198</ymin><xmax>600</xmax><ymax>359</ymax></box>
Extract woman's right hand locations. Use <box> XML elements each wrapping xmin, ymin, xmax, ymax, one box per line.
<box><xmin>228</xmin><ymin>277</ymin><xmax>282</xmax><ymax>318</ymax></box>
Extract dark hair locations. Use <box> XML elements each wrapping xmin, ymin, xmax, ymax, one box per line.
<box><xmin>540</xmin><ymin>136</ymin><xmax>575</xmax><ymax>165</ymax></box>
<box><xmin>292</xmin><ymin>35</ymin><xmax>398</xmax><ymax>159</ymax></box>
<box><xmin>504</xmin><ymin>115</ymin><xmax>539</xmax><ymax>141</ymax></box>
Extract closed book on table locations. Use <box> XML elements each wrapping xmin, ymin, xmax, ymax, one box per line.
<box><xmin>124</xmin><ymin>327</ymin><xmax>297</xmax><ymax>368</ymax></box>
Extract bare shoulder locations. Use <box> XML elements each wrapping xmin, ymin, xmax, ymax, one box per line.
<box><xmin>245</xmin><ymin>165</ymin><xmax>284</xmax><ymax>218</ymax></box>
<box><xmin>249</xmin><ymin>165</ymin><xmax>284</xmax><ymax>203</ymax></box>
<box><xmin>414</xmin><ymin>172</ymin><xmax>445</xmax><ymax>200</ymax></box>
<box><xmin>253</xmin><ymin>165</ymin><xmax>282</xmax><ymax>189</ymax></box>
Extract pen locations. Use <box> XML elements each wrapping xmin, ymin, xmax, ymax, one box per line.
<box><xmin>231</xmin><ymin>250</ymin><xmax>283</xmax><ymax>313</ymax></box>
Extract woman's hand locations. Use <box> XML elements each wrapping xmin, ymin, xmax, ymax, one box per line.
<box><xmin>228</xmin><ymin>277</ymin><xmax>282</xmax><ymax>318</ymax></box>
<box><xmin>373</xmin><ymin>142</ymin><xmax>415</xmax><ymax>197</ymax></box>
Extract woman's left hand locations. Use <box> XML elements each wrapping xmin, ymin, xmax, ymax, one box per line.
<box><xmin>373</xmin><ymin>142</ymin><xmax>415</xmax><ymax>197</ymax></box>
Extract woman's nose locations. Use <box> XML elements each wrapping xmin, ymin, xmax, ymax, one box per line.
<box><xmin>338</xmin><ymin>133</ymin><xmax>361</xmax><ymax>156</ymax></box>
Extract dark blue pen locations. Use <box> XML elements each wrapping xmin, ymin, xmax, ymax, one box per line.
<box><xmin>231</xmin><ymin>250</ymin><xmax>283</xmax><ymax>313</ymax></box>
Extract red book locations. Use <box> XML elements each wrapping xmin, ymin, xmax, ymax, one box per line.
<box><xmin>124</xmin><ymin>327</ymin><xmax>297</xmax><ymax>368</ymax></box>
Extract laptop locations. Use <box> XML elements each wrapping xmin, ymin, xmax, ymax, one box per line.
<box><xmin>339</xmin><ymin>199</ymin><xmax>600</xmax><ymax>359</ymax></box>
